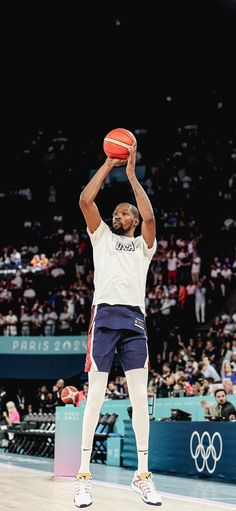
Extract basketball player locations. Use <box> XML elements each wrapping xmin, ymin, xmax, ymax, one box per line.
<box><xmin>74</xmin><ymin>142</ymin><xmax>162</xmax><ymax>507</ymax></box>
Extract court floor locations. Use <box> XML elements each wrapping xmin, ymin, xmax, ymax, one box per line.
<box><xmin>0</xmin><ymin>450</ymin><xmax>235</xmax><ymax>511</ymax></box>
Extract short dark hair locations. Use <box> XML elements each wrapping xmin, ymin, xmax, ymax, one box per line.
<box><xmin>113</xmin><ymin>202</ymin><xmax>140</xmax><ymax>222</ymax></box>
<box><xmin>214</xmin><ymin>388</ymin><xmax>226</xmax><ymax>397</ymax></box>
<box><xmin>130</xmin><ymin>204</ymin><xmax>140</xmax><ymax>220</ymax></box>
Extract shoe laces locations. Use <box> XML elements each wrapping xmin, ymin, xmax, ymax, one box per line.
<box><xmin>75</xmin><ymin>474</ymin><xmax>92</xmax><ymax>495</ymax></box>
<box><xmin>138</xmin><ymin>473</ymin><xmax>156</xmax><ymax>494</ymax></box>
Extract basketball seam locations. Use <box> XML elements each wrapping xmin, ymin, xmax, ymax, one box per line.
<box><xmin>112</xmin><ymin>129</ymin><xmax>135</xmax><ymax>140</ymax></box>
<box><xmin>104</xmin><ymin>137</ymin><xmax>131</xmax><ymax>150</ymax></box>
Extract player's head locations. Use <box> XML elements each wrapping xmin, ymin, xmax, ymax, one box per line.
<box><xmin>112</xmin><ymin>203</ymin><xmax>140</xmax><ymax>235</ymax></box>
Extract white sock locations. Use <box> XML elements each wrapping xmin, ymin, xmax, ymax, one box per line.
<box><xmin>78</xmin><ymin>368</ymin><xmax>108</xmax><ymax>474</ymax></box>
<box><xmin>137</xmin><ymin>449</ymin><xmax>149</xmax><ymax>474</ymax></box>
<box><xmin>125</xmin><ymin>368</ymin><xmax>149</xmax><ymax>474</ymax></box>
<box><xmin>78</xmin><ymin>449</ymin><xmax>92</xmax><ymax>475</ymax></box>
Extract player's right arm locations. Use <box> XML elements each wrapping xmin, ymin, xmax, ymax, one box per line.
<box><xmin>79</xmin><ymin>158</ymin><xmax>120</xmax><ymax>233</ymax></box>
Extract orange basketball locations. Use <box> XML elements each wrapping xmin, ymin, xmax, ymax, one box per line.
<box><xmin>103</xmin><ymin>128</ymin><xmax>136</xmax><ymax>160</ymax></box>
<box><xmin>61</xmin><ymin>385</ymin><xmax>79</xmax><ymax>404</ymax></box>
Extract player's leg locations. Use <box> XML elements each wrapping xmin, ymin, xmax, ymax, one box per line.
<box><xmin>79</xmin><ymin>367</ymin><xmax>109</xmax><ymax>472</ymax></box>
<box><xmin>74</xmin><ymin>368</ymin><xmax>108</xmax><ymax>508</ymax></box>
<box><xmin>125</xmin><ymin>367</ymin><xmax>150</xmax><ymax>472</ymax></box>
<box><xmin>125</xmin><ymin>367</ymin><xmax>162</xmax><ymax>506</ymax></box>
<box><xmin>119</xmin><ymin>330</ymin><xmax>162</xmax><ymax>506</ymax></box>
<box><xmin>78</xmin><ymin>309</ymin><xmax>118</xmax><ymax>473</ymax></box>
<box><xmin>74</xmin><ymin>312</ymin><xmax>118</xmax><ymax>508</ymax></box>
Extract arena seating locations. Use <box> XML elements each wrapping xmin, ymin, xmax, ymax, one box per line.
<box><xmin>91</xmin><ymin>412</ymin><xmax>119</xmax><ymax>464</ymax></box>
<box><xmin>4</xmin><ymin>413</ymin><xmax>55</xmax><ymax>458</ymax></box>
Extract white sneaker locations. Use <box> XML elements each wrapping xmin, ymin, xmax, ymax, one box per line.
<box><xmin>74</xmin><ymin>473</ymin><xmax>93</xmax><ymax>508</ymax></box>
<box><xmin>131</xmin><ymin>471</ymin><xmax>162</xmax><ymax>506</ymax></box>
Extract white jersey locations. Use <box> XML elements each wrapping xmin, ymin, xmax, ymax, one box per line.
<box><xmin>88</xmin><ymin>220</ymin><xmax>157</xmax><ymax>314</ymax></box>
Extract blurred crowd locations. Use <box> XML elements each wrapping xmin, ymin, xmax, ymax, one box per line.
<box><xmin>0</xmin><ymin>118</ymin><xmax>236</xmax><ymax>409</ymax></box>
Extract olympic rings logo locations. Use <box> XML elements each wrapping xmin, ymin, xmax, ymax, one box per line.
<box><xmin>190</xmin><ymin>431</ymin><xmax>223</xmax><ymax>473</ymax></box>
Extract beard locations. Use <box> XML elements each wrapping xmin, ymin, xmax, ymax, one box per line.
<box><xmin>111</xmin><ymin>218</ymin><xmax>135</xmax><ymax>235</ymax></box>
<box><xmin>111</xmin><ymin>223</ymin><xmax>126</xmax><ymax>235</ymax></box>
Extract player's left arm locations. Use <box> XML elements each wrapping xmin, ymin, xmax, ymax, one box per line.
<box><xmin>126</xmin><ymin>144</ymin><xmax>156</xmax><ymax>248</ymax></box>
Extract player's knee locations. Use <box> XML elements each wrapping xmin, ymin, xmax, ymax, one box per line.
<box><xmin>86</xmin><ymin>388</ymin><xmax>105</xmax><ymax>407</ymax></box>
<box><xmin>130</xmin><ymin>390</ymin><xmax>147</xmax><ymax>407</ymax></box>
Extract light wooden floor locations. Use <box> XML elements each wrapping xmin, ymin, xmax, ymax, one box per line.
<box><xmin>0</xmin><ymin>465</ymin><xmax>235</xmax><ymax>511</ymax></box>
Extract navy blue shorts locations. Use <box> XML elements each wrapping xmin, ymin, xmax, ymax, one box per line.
<box><xmin>85</xmin><ymin>303</ymin><xmax>148</xmax><ymax>373</ymax></box>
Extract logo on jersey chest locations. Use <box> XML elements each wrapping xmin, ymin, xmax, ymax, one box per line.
<box><xmin>115</xmin><ymin>241</ymin><xmax>135</xmax><ymax>252</ymax></box>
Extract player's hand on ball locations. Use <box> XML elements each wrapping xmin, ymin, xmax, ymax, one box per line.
<box><xmin>106</xmin><ymin>157</ymin><xmax>127</xmax><ymax>167</ymax></box>
<box><xmin>113</xmin><ymin>159</ymin><xmax>128</xmax><ymax>166</ymax></box>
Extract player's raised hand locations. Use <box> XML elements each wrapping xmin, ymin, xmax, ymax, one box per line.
<box><xmin>105</xmin><ymin>157</ymin><xmax>127</xmax><ymax>168</ymax></box>
<box><xmin>126</xmin><ymin>142</ymin><xmax>137</xmax><ymax>180</ymax></box>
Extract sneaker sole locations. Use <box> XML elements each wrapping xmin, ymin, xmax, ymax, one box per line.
<box><xmin>74</xmin><ymin>498</ymin><xmax>93</xmax><ymax>508</ymax></box>
<box><xmin>131</xmin><ymin>482</ymin><xmax>162</xmax><ymax>506</ymax></box>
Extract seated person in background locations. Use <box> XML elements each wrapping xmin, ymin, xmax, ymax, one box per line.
<box><xmin>199</xmin><ymin>357</ymin><xmax>221</xmax><ymax>381</ymax></box>
<box><xmin>156</xmin><ymin>362</ymin><xmax>175</xmax><ymax>398</ymax></box>
<box><xmin>105</xmin><ymin>381</ymin><xmax>122</xmax><ymax>399</ymax></box>
<box><xmin>43</xmin><ymin>392</ymin><xmax>57</xmax><ymax>414</ymax></box>
<box><xmin>223</xmin><ymin>379</ymin><xmax>234</xmax><ymax>396</ymax></box>
<box><xmin>172</xmin><ymin>376</ymin><xmax>187</xmax><ymax>396</ymax></box>
<box><xmin>115</xmin><ymin>376</ymin><xmax>129</xmax><ymax>398</ymax></box>
<box><xmin>52</xmin><ymin>379</ymin><xmax>65</xmax><ymax>406</ymax></box>
<box><xmin>201</xmin><ymin>388</ymin><xmax>236</xmax><ymax>421</ymax></box>
<box><xmin>76</xmin><ymin>384</ymin><xmax>89</xmax><ymax>407</ymax></box>
<box><xmin>200</xmin><ymin>377</ymin><xmax>215</xmax><ymax>396</ymax></box>
<box><xmin>220</xmin><ymin>359</ymin><xmax>236</xmax><ymax>385</ymax></box>
<box><xmin>2</xmin><ymin>401</ymin><xmax>20</xmax><ymax>425</ymax></box>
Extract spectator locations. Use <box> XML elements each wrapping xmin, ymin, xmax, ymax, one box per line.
<box><xmin>191</xmin><ymin>252</ymin><xmax>201</xmax><ymax>284</ymax></box>
<box><xmin>200</xmin><ymin>356</ymin><xmax>221</xmax><ymax>381</ymax></box>
<box><xmin>167</xmin><ymin>250</ymin><xmax>178</xmax><ymax>285</ymax></box>
<box><xmin>10</xmin><ymin>248</ymin><xmax>22</xmax><ymax>268</ymax></box>
<box><xmin>23</xmin><ymin>283</ymin><xmax>37</xmax><ymax>305</ymax></box>
<box><xmin>178</xmin><ymin>284</ymin><xmax>188</xmax><ymax>309</ymax></box>
<box><xmin>58</xmin><ymin>305</ymin><xmax>73</xmax><ymax>335</ymax></box>
<box><xmin>52</xmin><ymin>379</ymin><xmax>65</xmax><ymax>406</ymax></box>
<box><xmin>15</xmin><ymin>388</ymin><xmax>26</xmax><ymax>419</ymax></box>
<box><xmin>201</xmin><ymin>388</ymin><xmax>236</xmax><ymax>421</ymax></box>
<box><xmin>0</xmin><ymin>312</ymin><xmax>5</xmax><ymax>334</ymax></box>
<box><xmin>203</xmin><ymin>340</ymin><xmax>218</xmax><ymax>366</ymax></box>
<box><xmin>223</xmin><ymin>379</ymin><xmax>234</xmax><ymax>396</ymax></box>
<box><xmin>200</xmin><ymin>377</ymin><xmax>214</xmax><ymax>396</ymax></box>
<box><xmin>184</xmin><ymin>358</ymin><xmax>196</xmax><ymax>383</ymax></box>
<box><xmin>11</xmin><ymin>270</ymin><xmax>23</xmax><ymax>290</ymax></box>
<box><xmin>231</xmin><ymin>352</ymin><xmax>236</xmax><ymax>372</ymax></box>
<box><xmin>220</xmin><ymin>340</ymin><xmax>233</xmax><ymax>362</ymax></box>
<box><xmin>24</xmin><ymin>403</ymin><xmax>33</xmax><ymax>418</ymax></box>
<box><xmin>20</xmin><ymin>306</ymin><xmax>31</xmax><ymax>336</ymax></box>
<box><xmin>31</xmin><ymin>309</ymin><xmax>43</xmax><ymax>336</ymax></box>
<box><xmin>76</xmin><ymin>384</ymin><xmax>89</xmax><ymax>407</ymax></box>
<box><xmin>43</xmin><ymin>392</ymin><xmax>57</xmax><ymax>413</ymax></box>
<box><xmin>36</xmin><ymin>385</ymin><xmax>48</xmax><ymax>412</ymax></box>
<box><xmin>105</xmin><ymin>381</ymin><xmax>122</xmax><ymax>399</ymax></box>
<box><xmin>177</xmin><ymin>248</ymin><xmax>191</xmax><ymax>284</ymax></box>
<box><xmin>115</xmin><ymin>376</ymin><xmax>129</xmax><ymax>398</ymax></box>
<box><xmin>156</xmin><ymin>363</ymin><xmax>175</xmax><ymax>398</ymax></box>
<box><xmin>43</xmin><ymin>306</ymin><xmax>58</xmax><ymax>336</ymax></box>
<box><xmin>2</xmin><ymin>401</ymin><xmax>20</xmax><ymax>425</ymax></box>
<box><xmin>4</xmin><ymin>309</ymin><xmax>18</xmax><ymax>336</ymax></box>
<box><xmin>220</xmin><ymin>360</ymin><xmax>236</xmax><ymax>385</ymax></box>
<box><xmin>194</xmin><ymin>282</ymin><xmax>206</xmax><ymax>323</ymax></box>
